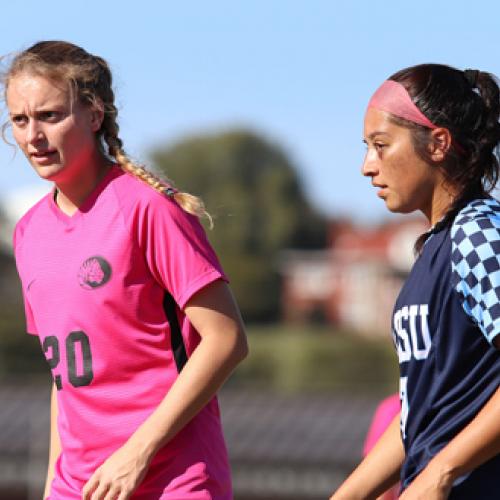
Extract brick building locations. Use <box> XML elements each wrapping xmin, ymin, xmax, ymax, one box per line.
<box><xmin>281</xmin><ymin>217</ymin><xmax>429</xmax><ymax>335</ymax></box>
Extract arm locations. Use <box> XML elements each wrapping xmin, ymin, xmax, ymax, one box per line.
<box><xmin>83</xmin><ymin>280</ymin><xmax>248</xmax><ymax>500</ymax></box>
<box><xmin>400</xmin><ymin>384</ymin><xmax>500</xmax><ymax>499</ymax></box>
<box><xmin>330</xmin><ymin>413</ymin><xmax>404</xmax><ymax>500</ymax></box>
<box><xmin>43</xmin><ymin>382</ymin><xmax>61</xmax><ymax>500</ymax></box>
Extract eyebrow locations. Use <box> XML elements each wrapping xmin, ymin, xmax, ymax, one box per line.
<box><xmin>368</xmin><ymin>131</ymin><xmax>390</xmax><ymax>140</ymax></box>
<box><xmin>9</xmin><ymin>105</ymin><xmax>65</xmax><ymax>117</ymax></box>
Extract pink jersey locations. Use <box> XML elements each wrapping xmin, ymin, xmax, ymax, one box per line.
<box><xmin>14</xmin><ymin>166</ymin><xmax>232</xmax><ymax>499</ymax></box>
<box><xmin>363</xmin><ymin>394</ymin><xmax>400</xmax><ymax>500</ymax></box>
<box><xmin>363</xmin><ymin>394</ymin><xmax>400</xmax><ymax>456</ymax></box>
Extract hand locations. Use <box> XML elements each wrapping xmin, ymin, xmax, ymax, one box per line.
<box><xmin>398</xmin><ymin>463</ymin><xmax>453</xmax><ymax>500</ymax></box>
<box><xmin>82</xmin><ymin>441</ymin><xmax>152</xmax><ymax>500</ymax></box>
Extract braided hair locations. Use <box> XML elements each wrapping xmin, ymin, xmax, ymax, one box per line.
<box><xmin>3</xmin><ymin>40</ymin><xmax>211</xmax><ymax>224</ymax></box>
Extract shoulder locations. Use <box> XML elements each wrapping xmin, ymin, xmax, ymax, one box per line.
<box><xmin>109</xmin><ymin>168</ymin><xmax>200</xmax><ymax>231</ymax></box>
<box><xmin>13</xmin><ymin>193</ymin><xmax>52</xmax><ymax>250</ymax></box>
<box><xmin>110</xmin><ymin>168</ymin><xmax>173</xmax><ymax>213</ymax></box>
<box><xmin>451</xmin><ymin>198</ymin><xmax>500</xmax><ymax>264</ymax></box>
<box><xmin>109</xmin><ymin>167</ymin><xmax>164</xmax><ymax>202</ymax></box>
<box><xmin>450</xmin><ymin>198</ymin><xmax>500</xmax><ymax>344</ymax></box>
<box><xmin>452</xmin><ymin>198</ymin><xmax>500</xmax><ymax>241</ymax></box>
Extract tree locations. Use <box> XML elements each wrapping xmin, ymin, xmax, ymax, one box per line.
<box><xmin>150</xmin><ymin>129</ymin><xmax>327</xmax><ymax>321</ymax></box>
<box><xmin>0</xmin><ymin>207</ymin><xmax>46</xmax><ymax>378</ymax></box>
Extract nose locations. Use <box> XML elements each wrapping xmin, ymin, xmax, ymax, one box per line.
<box><xmin>361</xmin><ymin>148</ymin><xmax>379</xmax><ymax>177</ymax></box>
<box><xmin>26</xmin><ymin>119</ymin><xmax>45</xmax><ymax>145</ymax></box>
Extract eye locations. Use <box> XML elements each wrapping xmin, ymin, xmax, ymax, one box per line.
<box><xmin>374</xmin><ymin>142</ymin><xmax>386</xmax><ymax>151</ymax></box>
<box><xmin>11</xmin><ymin>114</ymin><xmax>28</xmax><ymax>126</ymax></box>
<box><xmin>39</xmin><ymin>111</ymin><xmax>60</xmax><ymax>122</ymax></box>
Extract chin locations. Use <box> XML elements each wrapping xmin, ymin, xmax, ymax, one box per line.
<box><xmin>31</xmin><ymin>164</ymin><xmax>64</xmax><ymax>180</ymax></box>
<box><xmin>384</xmin><ymin>200</ymin><xmax>398</xmax><ymax>213</ymax></box>
<box><xmin>388</xmin><ymin>205</ymin><xmax>416</xmax><ymax>215</ymax></box>
<box><xmin>385</xmin><ymin>199</ymin><xmax>413</xmax><ymax>215</ymax></box>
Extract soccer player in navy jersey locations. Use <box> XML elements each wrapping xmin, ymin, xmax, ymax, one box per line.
<box><xmin>331</xmin><ymin>65</ymin><xmax>500</xmax><ymax>499</ymax></box>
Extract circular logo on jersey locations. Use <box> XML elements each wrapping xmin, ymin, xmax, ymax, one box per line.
<box><xmin>78</xmin><ymin>256</ymin><xmax>112</xmax><ymax>290</ymax></box>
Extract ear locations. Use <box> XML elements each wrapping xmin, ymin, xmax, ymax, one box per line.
<box><xmin>89</xmin><ymin>100</ymin><xmax>105</xmax><ymax>133</ymax></box>
<box><xmin>428</xmin><ymin>127</ymin><xmax>452</xmax><ymax>162</ymax></box>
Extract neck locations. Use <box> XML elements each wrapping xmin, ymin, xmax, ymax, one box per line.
<box><xmin>55</xmin><ymin>155</ymin><xmax>112</xmax><ymax>216</ymax></box>
<box><xmin>423</xmin><ymin>182</ymin><xmax>460</xmax><ymax>226</ymax></box>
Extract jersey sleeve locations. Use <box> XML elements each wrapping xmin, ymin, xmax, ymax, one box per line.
<box><xmin>451</xmin><ymin>205</ymin><xmax>500</xmax><ymax>345</ymax></box>
<box><xmin>134</xmin><ymin>193</ymin><xmax>228</xmax><ymax>309</ymax></box>
<box><xmin>13</xmin><ymin>223</ymin><xmax>38</xmax><ymax>336</ymax></box>
<box><xmin>20</xmin><ymin>288</ymin><xmax>37</xmax><ymax>335</ymax></box>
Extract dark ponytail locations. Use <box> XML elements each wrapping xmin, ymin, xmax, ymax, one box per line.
<box><xmin>387</xmin><ymin>64</ymin><xmax>500</xmax><ymax>252</ymax></box>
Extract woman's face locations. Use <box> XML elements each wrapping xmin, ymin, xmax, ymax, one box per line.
<box><xmin>362</xmin><ymin>107</ymin><xmax>445</xmax><ymax>221</ymax></box>
<box><xmin>6</xmin><ymin>73</ymin><xmax>102</xmax><ymax>185</ymax></box>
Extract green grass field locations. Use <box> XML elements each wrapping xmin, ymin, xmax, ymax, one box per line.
<box><xmin>0</xmin><ymin>313</ymin><xmax>399</xmax><ymax>395</ymax></box>
<box><xmin>229</xmin><ymin>324</ymin><xmax>399</xmax><ymax>395</ymax></box>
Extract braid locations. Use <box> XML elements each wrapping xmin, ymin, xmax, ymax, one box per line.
<box><xmin>101</xmin><ymin>109</ymin><xmax>212</xmax><ymax>226</ymax></box>
<box><xmin>3</xmin><ymin>40</ymin><xmax>212</xmax><ymax>227</ymax></box>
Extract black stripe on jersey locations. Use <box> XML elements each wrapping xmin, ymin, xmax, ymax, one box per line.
<box><xmin>163</xmin><ymin>292</ymin><xmax>188</xmax><ymax>372</ymax></box>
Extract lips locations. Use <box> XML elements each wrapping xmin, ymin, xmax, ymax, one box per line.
<box><xmin>372</xmin><ymin>184</ymin><xmax>388</xmax><ymax>198</ymax></box>
<box><xmin>30</xmin><ymin>149</ymin><xmax>57</xmax><ymax>158</ymax></box>
<box><xmin>29</xmin><ymin>150</ymin><xmax>58</xmax><ymax>164</ymax></box>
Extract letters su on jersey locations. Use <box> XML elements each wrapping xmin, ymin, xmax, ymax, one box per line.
<box><xmin>393</xmin><ymin>304</ymin><xmax>432</xmax><ymax>362</ymax></box>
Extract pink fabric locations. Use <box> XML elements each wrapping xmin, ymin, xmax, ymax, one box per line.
<box><xmin>368</xmin><ymin>80</ymin><xmax>437</xmax><ymax>129</ymax></box>
<box><xmin>14</xmin><ymin>166</ymin><xmax>232</xmax><ymax>499</ymax></box>
<box><xmin>363</xmin><ymin>395</ymin><xmax>401</xmax><ymax>500</ymax></box>
<box><xmin>363</xmin><ymin>394</ymin><xmax>400</xmax><ymax>456</ymax></box>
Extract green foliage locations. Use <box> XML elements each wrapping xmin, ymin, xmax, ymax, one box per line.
<box><xmin>0</xmin><ymin>249</ymin><xmax>47</xmax><ymax>381</ymax></box>
<box><xmin>151</xmin><ymin>129</ymin><xmax>327</xmax><ymax>321</ymax></box>
<box><xmin>0</xmin><ymin>303</ymin><xmax>47</xmax><ymax>381</ymax></box>
<box><xmin>230</xmin><ymin>324</ymin><xmax>399</xmax><ymax>395</ymax></box>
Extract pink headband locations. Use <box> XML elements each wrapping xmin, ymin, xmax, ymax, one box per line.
<box><xmin>367</xmin><ymin>80</ymin><xmax>437</xmax><ymax>129</ymax></box>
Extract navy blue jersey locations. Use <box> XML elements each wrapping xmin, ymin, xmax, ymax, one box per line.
<box><xmin>393</xmin><ymin>199</ymin><xmax>500</xmax><ymax>498</ymax></box>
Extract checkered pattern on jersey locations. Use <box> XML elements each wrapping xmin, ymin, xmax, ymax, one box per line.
<box><xmin>451</xmin><ymin>198</ymin><xmax>500</xmax><ymax>344</ymax></box>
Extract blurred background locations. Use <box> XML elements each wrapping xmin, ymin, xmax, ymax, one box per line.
<box><xmin>1</xmin><ymin>1</ymin><xmax>499</xmax><ymax>498</ymax></box>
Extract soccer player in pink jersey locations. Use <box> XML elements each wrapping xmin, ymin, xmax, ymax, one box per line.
<box><xmin>4</xmin><ymin>40</ymin><xmax>248</xmax><ymax>500</ymax></box>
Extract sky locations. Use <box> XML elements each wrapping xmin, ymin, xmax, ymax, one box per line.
<box><xmin>0</xmin><ymin>0</ymin><xmax>499</xmax><ymax>224</ymax></box>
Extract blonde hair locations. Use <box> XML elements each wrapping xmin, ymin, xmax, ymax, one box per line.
<box><xmin>3</xmin><ymin>40</ymin><xmax>211</xmax><ymax>225</ymax></box>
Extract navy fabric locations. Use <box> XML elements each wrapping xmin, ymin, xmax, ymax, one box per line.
<box><xmin>393</xmin><ymin>199</ymin><xmax>500</xmax><ymax>496</ymax></box>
